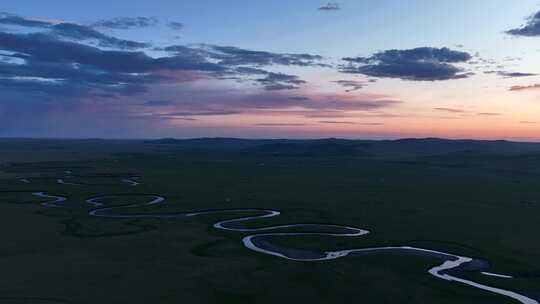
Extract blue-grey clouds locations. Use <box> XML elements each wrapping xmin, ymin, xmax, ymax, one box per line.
<box><xmin>341</xmin><ymin>47</ymin><xmax>472</xmax><ymax>81</ymax></box>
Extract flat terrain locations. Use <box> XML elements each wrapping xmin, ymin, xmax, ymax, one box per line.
<box><xmin>0</xmin><ymin>138</ymin><xmax>539</xmax><ymax>304</ymax></box>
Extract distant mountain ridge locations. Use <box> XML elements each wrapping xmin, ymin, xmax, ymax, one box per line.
<box><xmin>146</xmin><ymin>137</ymin><xmax>540</xmax><ymax>157</ymax></box>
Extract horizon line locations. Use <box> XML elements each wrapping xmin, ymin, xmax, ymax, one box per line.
<box><xmin>1</xmin><ymin>136</ymin><xmax>539</xmax><ymax>144</ymax></box>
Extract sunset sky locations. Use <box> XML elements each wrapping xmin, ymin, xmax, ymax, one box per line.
<box><xmin>2</xmin><ymin>1</ymin><xmax>540</xmax><ymax>140</ymax></box>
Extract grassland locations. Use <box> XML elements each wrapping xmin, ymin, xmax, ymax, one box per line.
<box><xmin>0</xmin><ymin>138</ymin><xmax>538</xmax><ymax>303</ymax></box>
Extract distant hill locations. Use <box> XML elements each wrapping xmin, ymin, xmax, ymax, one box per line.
<box><xmin>145</xmin><ymin>137</ymin><xmax>540</xmax><ymax>158</ymax></box>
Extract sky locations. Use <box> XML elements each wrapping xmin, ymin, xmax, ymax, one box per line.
<box><xmin>2</xmin><ymin>1</ymin><xmax>540</xmax><ymax>140</ymax></box>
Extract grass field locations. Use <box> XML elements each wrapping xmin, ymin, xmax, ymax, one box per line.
<box><xmin>0</xmin><ymin>138</ymin><xmax>539</xmax><ymax>303</ymax></box>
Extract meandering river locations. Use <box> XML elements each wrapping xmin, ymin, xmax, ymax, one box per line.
<box><xmin>19</xmin><ymin>175</ymin><xmax>539</xmax><ymax>304</ymax></box>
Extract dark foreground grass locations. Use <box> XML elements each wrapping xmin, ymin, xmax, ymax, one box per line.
<box><xmin>0</xmin><ymin>139</ymin><xmax>538</xmax><ymax>303</ymax></box>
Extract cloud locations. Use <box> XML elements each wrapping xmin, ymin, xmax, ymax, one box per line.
<box><xmin>317</xmin><ymin>120</ymin><xmax>383</xmax><ymax>125</ymax></box>
<box><xmin>434</xmin><ymin>107</ymin><xmax>467</xmax><ymax>113</ymax></box>
<box><xmin>0</xmin><ymin>13</ymin><xmax>150</xmax><ymax>50</ymax></box>
<box><xmin>334</xmin><ymin>80</ymin><xmax>366</xmax><ymax>92</ymax></box>
<box><xmin>262</xmin><ymin>93</ymin><xmax>397</xmax><ymax>113</ymax></box>
<box><xmin>0</xmin><ymin>87</ymin><xmax>401</xmax><ymax>138</ymax></box>
<box><xmin>293</xmin><ymin>96</ymin><xmax>400</xmax><ymax>111</ymax></box>
<box><xmin>318</xmin><ymin>120</ymin><xmax>356</xmax><ymax>124</ymax></box>
<box><xmin>434</xmin><ymin>108</ymin><xmax>501</xmax><ymax>117</ymax></box>
<box><xmin>139</xmin><ymin>89</ymin><xmax>401</xmax><ymax>120</ymax></box>
<box><xmin>318</xmin><ymin>3</ymin><xmax>340</xmax><ymax>11</ymax></box>
<box><xmin>500</xmin><ymin>72</ymin><xmax>537</xmax><ymax>77</ymax></box>
<box><xmin>0</xmin><ymin>31</ymin><xmax>169</xmax><ymax>97</ymax></box>
<box><xmin>484</xmin><ymin>71</ymin><xmax>538</xmax><ymax>78</ymax></box>
<box><xmin>165</xmin><ymin>43</ymin><xmax>329</xmax><ymax>90</ymax></box>
<box><xmin>230</xmin><ymin>68</ymin><xmax>308</xmax><ymax>90</ymax></box>
<box><xmin>0</xmin><ymin>17</ymin><xmax>327</xmax><ymax>99</ymax></box>
<box><xmin>168</xmin><ymin>22</ymin><xmax>184</xmax><ymax>31</ymax></box>
<box><xmin>506</xmin><ymin>11</ymin><xmax>540</xmax><ymax>37</ymax></box>
<box><xmin>255</xmin><ymin>123</ymin><xmax>306</xmax><ymax>127</ymax></box>
<box><xmin>289</xmin><ymin>96</ymin><xmax>310</xmax><ymax>101</ymax></box>
<box><xmin>181</xmin><ymin>44</ymin><xmax>327</xmax><ymax>67</ymax></box>
<box><xmin>503</xmin><ymin>56</ymin><xmax>522</xmax><ymax>62</ymax></box>
<box><xmin>360</xmin><ymin>122</ymin><xmax>384</xmax><ymax>125</ymax></box>
<box><xmin>143</xmin><ymin>100</ymin><xmax>175</xmax><ymax>106</ymax></box>
<box><xmin>520</xmin><ymin>121</ymin><xmax>536</xmax><ymax>124</ymax></box>
<box><xmin>0</xmin><ymin>13</ymin><xmax>56</xmax><ymax>27</ymax></box>
<box><xmin>256</xmin><ymin>72</ymin><xmax>306</xmax><ymax>90</ymax></box>
<box><xmin>509</xmin><ymin>84</ymin><xmax>540</xmax><ymax>91</ymax></box>
<box><xmin>51</xmin><ymin>23</ymin><xmax>151</xmax><ymax>49</ymax></box>
<box><xmin>162</xmin><ymin>44</ymin><xmax>327</xmax><ymax>90</ymax></box>
<box><xmin>477</xmin><ymin>112</ymin><xmax>501</xmax><ymax>116</ymax></box>
<box><xmin>156</xmin><ymin>110</ymin><xmax>241</xmax><ymax>117</ymax></box>
<box><xmin>0</xmin><ymin>12</ymin><xmax>406</xmax><ymax>137</ymax></box>
<box><xmin>170</xmin><ymin>117</ymin><xmax>198</xmax><ymax>121</ymax></box>
<box><xmin>0</xmin><ymin>31</ymin><xmax>222</xmax><ymax>99</ymax></box>
<box><xmin>341</xmin><ymin>47</ymin><xmax>472</xmax><ymax>81</ymax></box>
<box><xmin>91</xmin><ymin>17</ymin><xmax>159</xmax><ymax>30</ymax></box>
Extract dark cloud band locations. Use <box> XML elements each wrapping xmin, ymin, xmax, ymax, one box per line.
<box><xmin>341</xmin><ymin>47</ymin><xmax>472</xmax><ymax>81</ymax></box>
<box><xmin>91</xmin><ymin>17</ymin><xmax>159</xmax><ymax>30</ymax></box>
<box><xmin>507</xmin><ymin>11</ymin><xmax>540</xmax><ymax>37</ymax></box>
